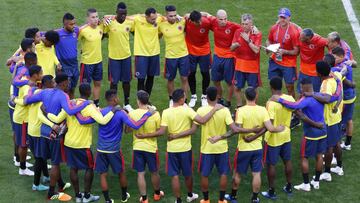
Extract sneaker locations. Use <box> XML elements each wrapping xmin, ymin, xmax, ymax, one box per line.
<box><xmin>59</xmin><ymin>182</ymin><xmax>71</xmax><ymax>192</ymax></box>
<box><xmin>330</xmin><ymin>166</ymin><xmax>344</xmax><ymax>176</ymax></box>
<box><xmin>48</xmin><ymin>192</ymin><xmax>72</xmax><ymax>201</ymax></box>
<box><xmin>186</xmin><ymin>193</ymin><xmax>199</xmax><ymax>202</ymax></box>
<box><xmin>282</xmin><ymin>186</ymin><xmax>293</xmax><ymax>196</ymax></box>
<box><xmin>310</xmin><ymin>179</ymin><xmax>320</xmax><ymax>189</ymax></box>
<box><xmin>224</xmin><ymin>194</ymin><xmax>237</xmax><ymax>203</ymax></box>
<box><xmin>105</xmin><ymin>199</ymin><xmax>114</xmax><ymax>203</ymax></box>
<box><xmin>201</xmin><ymin>95</ymin><xmax>208</xmax><ymax>106</ymax></box>
<box><xmin>189</xmin><ymin>95</ymin><xmax>197</xmax><ymax>108</ymax></box>
<box><xmin>121</xmin><ymin>192</ymin><xmax>130</xmax><ymax>202</ymax></box>
<box><xmin>294</xmin><ymin>183</ymin><xmax>311</xmax><ymax>192</ymax></box>
<box><xmin>82</xmin><ymin>194</ymin><xmax>100</xmax><ymax>202</ymax></box>
<box><xmin>319</xmin><ymin>172</ymin><xmax>332</xmax><ymax>181</ymax></box>
<box><xmin>199</xmin><ymin>200</ymin><xmax>210</xmax><ymax>203</ymax></box>
<box><xmin>340</xmin><ymin>142</ymin><xmax>351</xmax><ymax>151</ymax></box>
<box><xmin>48</xmin><ymin>164</ymin><xmax>52</xmax><ymax>169</ymax></box>
<box><xmin>124</xmin><ymin>104</ymin><xmax>134</xmax><ymax>112</ymax></box>
<box><xmin>19</xmin><ymin>168</ymin><xmax>34</xmax><ymax>176</ymax></box>
<box><xmin>169</xmin><ymin>99</ymin><xmax>174</xmax><ymax>107</ymax></box>
<box><xmin>42</xmin><ymin>176</ymin><xmax>50</xmax><ymax>184</ymax></box>
<box><xmin>32</xmin><ymin>184</ymin><xmax>49</xmax><ymax>191</ymax></box>
<box><xmin>153</xmin><ymin>190</ymin><xmax>164</xmax><ymax>201</ymax></box>
<box><xmin>261</xmin><ymin>191</ymin><xmax>277</xmax><ymax>200</ymax></box>
<box><xmin>75</xmin><ymin>193</ymin><xmax>83</xmax><ymax>203</ymax></box>
<box><xmin>290</xmin><ymin>116</ymin><xmax>301</xmax><ymax>129</ymax></box>
<box><xmin>251</xmin><ymin>198</ymin><xmax>260</xmax><ymax>203</ymax></box>
<box><xmin>139</xmin><ymin>197</ymin><xmax>148</xmax><ymax>203</ymax></box>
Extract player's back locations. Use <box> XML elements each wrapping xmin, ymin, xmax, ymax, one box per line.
<box><xmin>300</xmin><ymin>97</ymin><xmax>327</xmax><ymax>138</ymax></box>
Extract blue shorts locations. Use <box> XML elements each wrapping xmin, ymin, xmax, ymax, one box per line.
<box><xmin>166</xmin><ymin>150</ymin><xmax>193</xmax><ymax>177</ymax></box>
<box><xmin>263</xmin><ymin>142</ymin><xmax>291</xmax><ymax>165</ymax></box>
<box><xmin>28</xmin><ymin>136</ymin><xmax>41</xmax><ymax>158</ymax></box>
<box><xmin>189</xmin><ymin>54</ymin><xmax>211</xmax><ymax>73</ymax></box>
<box><xmin>234</xmin><ymin>149</ymin><xmax>263</xmax><ymax>174</ymax></box>
<box><xmin>297</xmin><ymin>72</ymin><xmax>322</xmax><ymax>93</ymax></box>
<box><xmin>64</xmin><ymin>146</ymin><xmax>94</xmax><ymax>170</ymax></box>
<box><xmin>135</xmin><ymin>55</ymin><xmax>160</xmax><ymax>79</ymax></box>
<box><xmin>38</xmin><ymin>137</ymin><xmax>51</xmax><ymax>160</ymax></box>
<box><xmin>234</xmin><ymin>71</ymin><xmax>259</xmax><ymax>89</ymax></box>
<box><xmin>342</xmin><ymin>102</ymin><xmax>354</xmax><ymax>123</ymax></box>
<box><xmin>80</xmin><ymin>62</ymin><xmax>103</xmax><ymax>83</ymax></box>
<box><xmin>211</xmin><ymin>55</ymin><xmax>234</xmax><ymax>84</ymax></box>
<box><xmin>132</xmin><ymin>150</ymin><xmax>159</xmax><ymax>172</ymax></box>
<box><xmin>49</xmin><ymin>138</ymin><xmax>65</xmax><ymax>165</ymax></box>
<box><xmin>62</xmin><ymin>64</ymin><xmax>79</xmax><ymax>90</ymax></box>
<box><xmin>326</xmin><ymin>123</ymin><xmax>342</xmax><ymax>148</ymax></box>
<box><xmin>14</xmin><ymin>122</ymin><xmax>28</xmax><ymax>147</ymax></box>
<box><xmin>268</xmin><ymin>59</ymin><xmax>296</xmax><ymax>84</ymax></box>
<box><xmin>300</xmin><ymin>137</ymin><xmax>327</xmax><ymax>158</ymax></box>
<box><xmin>94</xmin><ymin>151</ymin><xmax>125</xmax><ymax>174</ymax></box>
<box><xmin>198</xmin><ymin>152</ymin><xmax>230</xmax><ymax>177</ymax></box>
<box><xmin>108</xmin><ymin>57</ymin><xmax>132</xmax><ymax>83</ymax></box>
<box><xmin>164</xmin><ymin>56</ymin><xmax>190</xmax><ymax>80</ymax></box>
<box><xmin>8</xmin><ymin>106</ymin><xmax>15</xmax><ymax>132</ymax></box>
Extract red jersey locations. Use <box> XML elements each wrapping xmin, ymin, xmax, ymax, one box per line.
<box><xmin>185</xmin><ymin>16</ymin><xmax>212</xmax><ymax>56</ymax></box>
<box><xmin>268</xmin><ymin>22</ymin><xmax>301</xmax><ymax>68</ymax></box>
<box><xmin>300</xmin><ymin>34</ymin><xmax>328</xmax><ymax>76</ymax></box>
<box><xmin>210</xmin><ymin>19</ymin><xmax>241</xmax><ymax>58</ymax></box>
<box><xmin>232</xmin><ymin>28</ymin><xmax>262</xmax><ymax>73</ymax></box>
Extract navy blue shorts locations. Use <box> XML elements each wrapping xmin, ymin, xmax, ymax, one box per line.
<box><xmin>108</xmin><ymin>57</ymin><xmax>132</xmax><ymax>83</ymax></box>
<box><xmin>166</xmin><ymin>150</ymin><xmax>193</xmax><ymax>177</ymax></box>
<box><xmin>297</xmin><ymin>72</ymin><xmax>322</xmax><ymax>93</ymax></box>
<box><xmin>80</xmin><ymin>62</ymin><xmax>103</xmax><ymax>83</ymax></box>
<box><xmin>198</xmin><ymin>152</ymin><xmax>230</xmax><ymax>177</ymax></box>
<box><xmin>62</xmin><ymin>64</ymin><xmax>79</xmax><ymax>90</ymax></box>
<box><xmin>342</xmin><ymin>102</ymin><xmax>354</xmax><ymax>123</ymax></box>
<box><xmin>8</xmin><ymin>106</ymin><xmax>15</xmax><ymax>132</ymax></box>
<box><xmin>14</xmin><ymin>122</ymin><xmax>28</xmax><ymax>147</ymax></box>
<box><xmin>211</xmin><ymin>55</ymin><xmax>234</xmax><ymax>84</ymax></box>
<box><xmin>234</xmin><ymin>149</ymin><xmax>263</xmax><ymax>174</ymax></box>
<box><xmin>64</xmin><ymin>146</ymin><xmax>94</xmax><ymax>170</ymax></box>
<box><xmin>268</xmin><ymin>59</ymin><xmax>296</xmax><ymax>84</ymax></box>
<box><xmin>300</xmin><ymin>137</ymin><xmax>327</xmax><ymax>158</ymax></box>
<box><xmin>263</xmin><ymin>142</ymin><xmax>291</xmax><ymax>165</ymax></box>
<box><xmin>48</xmin><ymin>138</ymin><xmax>65</xmax><ymax>165</ymax></box>
<box><xmin>28</xmin><ymin>136</ymin><xmax>41</xmax><ymax>158</ymax></box>
<box><xmin>234</xmin><ymin>71</ymin><xmax>259</xmax><ymax>89</ymax></box>
<box><xmin>39</xmin><ymin>137</ymin><xmax>51</xmax><ymax>160</ymax></box>
<box><xmin>94</xmin><ymin>151</ymin><xmax>125</xmax><ymax>174</ymax></box>
<box><xmin>164</xmin><ymin>56</ymin><xmax>190</xmax><ymax>80</ymax></box>
<box><xmin>135</xmin><ymin>55</ymin><xmax>160</xmax><ymax>79</ymax></box>
<box><xmin>326</xmin><ymin>123</ymin><xmax>342</xmax><ymax>148</ymax></box>
<box><xmin>189</xmin><ymin>54</ymin><xmax>211</xmax><ymax>73</ymax></box>
<box><xmin>132</xmin><ymin>150</ymin><xmax>159</xmax><ymax>172</ymax></box>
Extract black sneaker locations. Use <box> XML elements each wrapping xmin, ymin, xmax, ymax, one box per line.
<box><xmin>283</xmin><ymin>185</ymin><xmax>293</xmax><ymax>196</ymax></box>
<box><xmin>290</xmin><ymin>116</ymin><xmax>300</xmax><ymax>129</ymax></box>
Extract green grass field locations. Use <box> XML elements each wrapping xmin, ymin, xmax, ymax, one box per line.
<box><xmin>1</xmin><ymin>0</ymin><xmax>360</xmax><ymax>202</ymax></box>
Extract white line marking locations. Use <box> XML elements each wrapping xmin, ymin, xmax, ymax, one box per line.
<box><xmin>342</xmin><ymin>0</ymin><xmax>360</xmax><ymax>49</ymax></box>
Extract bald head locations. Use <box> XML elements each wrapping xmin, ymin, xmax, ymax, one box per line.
<box><xmin>216</xmin><ymin>9</ymin><xmax>227</xmax><ymax>26</ymax></box>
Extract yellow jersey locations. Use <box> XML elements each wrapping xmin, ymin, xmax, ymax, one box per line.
<box><xmin>36</xmin><ymin>41</ymin><xmax>59</xmax><ymax>77</ymax></box>
<box><xmin>320</xmin><ymin>73</ymin><xmax>342</xmax><ymax>126</ymax></box>
<box><xmin>13</xmin><ymin>84</ymin><xmax>32</xmax><ymax>124</ymax></box>
<box><xmin>159</xmin><ymin>19</ymin><xmax>188</xmax><ymax>58</ymax></box>
<box><xmin>79</xmin><ymin>24</ymin><xmax>104</xmax><ymax>64</ymax></box>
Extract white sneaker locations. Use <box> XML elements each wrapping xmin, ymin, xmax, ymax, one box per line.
<box><xmin>169</xmin><ymin>99</ymin><xmax>173</xmax><ymax>107</ymax></box>
<box><xmin>201</xmin><ymin>95</ymin><xmax>208</xmax><ymax>106</ymax></box>
<box><xmin>330</xmin><ymin>166</ymin><xmax>344</xmax><ymax>176</ymax></box>
<box><xmin>310</xmin><ymin>180</ymin><xmax>320</xmax><ymax>189</ymax></box>
<box><xmin>331</xmin><ymin>155</ymin><xmax>337</xmax><ymax>165</ymax></box>
<box><xmin>340</xmin><ymin>142</ymin><xmax>351</xmax><ymax>150</ymax></box>
<box><xmin>82</xmin><ymin>194</ymin><xmax>100</xmax><ymax>203</ymax></box>
<box><xmin>189</xmin><ymin>95</ymin><xmax>197</xmax><ymax>108</ymax></box>
<box><xmin>47</xmin><ymin>164</ymin><xmax>52</xmax><ymax>169</ymax></box>
<box><xmin>19</xmin><ymin>168</ymin><xmax>34</xmax><ymax>176</ymax></box>
<box><xmin>124</xmin><ymin>104</ymin><xmax>134</xmax><ymax>112</ymax></box>
<box><xmin>319</xmin><ymin>172</ymin><xmax>332</xmax><ymax>181</ymax></box>
<box><xmin>186</xmin><ymin>193</ymin><xmax>199</xmax><ymax>202</ymax></box>
<box><xmin>294</xmin><ymin>183</ymin><xmax>311</xmax><ymax>191</ymax></box>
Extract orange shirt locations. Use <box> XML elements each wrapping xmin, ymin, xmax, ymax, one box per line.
<box><xmin>268</xmin><ymin>23</ymin><xmax>301</xmax><ymax>68</ymax></box>
<box><xmin>232</xmin><ymin>28</ymin><xmax>262</xmax><ymax>73</ymax></box>
<box><xmin>185</xmin><ymin>16</ymin><xmax>212</xmax><ymax>56</ymax></box>
<box><xmin>300</xmin><ymin>34</ymin><xmax>328</xmax><ymax>76</ymax></box>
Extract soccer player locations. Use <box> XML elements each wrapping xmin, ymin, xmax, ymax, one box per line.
<box><xmin>231</xmin><ymin>13</ymin><xmax>262</xmax><ymax>107</ymax></box>
<box><xmin>159</xmin><ymin>5</ymin><xmax>189</xmax><ymax>107</ymax></box>
<box><xmin>127</xmin><ymin>90</ymin><xmax>163</xmax><ymax>203</ymax></box>
<box><xmin>94</xmin><ymin>90</ymin><xmax>154</xmax><ymax>203</ymax></box>
<box><xmin>327</xmin><ymin>31</ymin><xmax>357</xmax><ymax>67</ymax></box>
<box><xmin>266</xmin><ymin>8</ymin><xmax>301</xmax><ymax>98</ymax></box>
<box><xmin>185</xmin><ymin>10</ymin><xmax>212</xmax><ymax>107</ymax></box>
<box><xmin>298</xmin><ymin>28</ymin><xmax>328</xmax><ymax>92</ymax></box>
<box><xmin>36</xmin><ymin>30</ymin><xmax>61</xmax><ymax>77</ymax></box>
<box><xmin>55</xmin><ymin>13</ymin><xmax>80</xmax><ymax>99</ymax></box>
<box><xmin>79</xmin><ymin>8</ymin><xmax>104</xmax><ymax>107</ymax></box>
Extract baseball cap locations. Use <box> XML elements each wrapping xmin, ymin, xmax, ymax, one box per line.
<box><xmin>278</xmin><ymin>8</ymin><xmax>291</xmax><ymax>18</ymax></box>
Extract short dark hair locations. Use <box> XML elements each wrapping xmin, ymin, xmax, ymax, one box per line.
<box><xmin>206</xmin><ymin>87</ymin><xmax>217</xmax><ymax>102</ymax></box>
<box><xmin>45</xmin><ymin>30</ymin><xmax>60</xmax><ymax>44</ymax></box>
<box><xmin>63</xmin><ymin>12</ymin><xmax>75</xmax><ymax>22</ymax></box>
<box><xmin>323</xmin><ymin>54</ymin><xmax>335</xmax><ymax>67</ymax></box>
<box><xmin>79</xmin><ymin>83</ymin><xmax>91</xmax><ymax>97</ymax></box>
<box><xmin>28</xmin><ymin>65</ymin><xmax>42</xmax><ymax>77</ymax></box>
<box><xmin>25</xmin><ymin>27</ymin><xmax>39</xmax><ymax>38</ymax></box>
<box><xmin>117</xmin><ymin>2</ymin><xmax>127</xmax><ymax>9</ymax></box>
<box><xmin>55</xmin><ymin>72</ymin><xmax>69</xmax><ymax>84</ymax></box>
<box><xmin>20</xmin><ymin>38</ymin><xmax>34</xmax><ymax>51</ymax></box>
<box><xmin>24</xmin><ymin>52</ymin><xmax>37</xmax><ymax>62</ymax></box>
<box><xmin>105</xmin><ymin>89</ymin><xmax>117</xmax><ymax>101</ymax></box>
<box><xmin>316</xmin><ymin>60</ymin><xmax>331</xmax><ymax>76</ymax></box>
<box><xmin>332</xmin><ymin>46</ymin><xmax>345</xmax><ymax>57</ymax></box>
<box><xmin>165</xmin><ymin>5</ymin><xmax>176</xmax><ymax>12</ymax></box>
<box><xmin>137</xmin><ymin>90</ymin><xmax>149</xmax><ymax>105</ymax></box>
<box><xmin>189</xmin><ymin>10</ymin><xmax>202</xmax><ymax>22</ymax></box>
<box><xmin>87</xmin><ymin>8</ymin><xmax>97</xmax><ymax>16</ymax></box>
<box><xmin>270</xmin><ymin>77</ymin><xmax>282</xmax><ymax>91</ymax></box>
<box><xmin>172</xmin><ymin>89</ymin><xmax>185</xmax><ymax>103</ymax></box>
<box><xmin>245</xmin><ymin>87</ymin><xmax>257</xmax><ymax>101</ymax></box>
<box><xmin>41</xmin><ymin>75</ymin><xmax>53</xmax><ymax>86</ymax></box>
<box><xmin>302</xmin><ymin>28</ymin><xmax>314</xmax><ymax>39</ymax></box>
<box><xmin>145</xmin><ymin>7</ymin><xmax>156</xmax><ymax>16</ymax></box>
<box><xmin>300</xmin><ymin>77</ymin><xmax>313</xmax><ymax>85</ymax></box>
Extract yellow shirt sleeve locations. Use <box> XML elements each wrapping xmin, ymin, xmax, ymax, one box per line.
<box><xmin>38</xmin><ymin>105</ymin><xmax>55</xmax><ymax>127</ymax></box>
<box><xmin>262</xmin><ymin>108</ymin><xmax>271</xmax><ymax>122</ymax></box>
<box><xmin>266</xmin><ymin>101</ymin><xmax>275</xmax><ymax>120</ymax></box>
<box><xmin>235</xmin><ymin>109</ymin><xmax>243</xmax><ymax>124</ymax></box>
<box><xmin>48</xmin><ymin>109</ymin><xmax>67</xmax><ymax>123</ymax></box>
<box><xmin>14</xmin><ymin>97</ymin><xmax>25</xmax><ymax>105</ymax></box>
<box><xmin>186</xmin><ymin>107</ymin><xmax>197</xmax><ymax>120</ymax></box>
<box><xmin>155</xmin><ymin>112</ymin><xmax>161</xmax><ymax>129</ymax></box>
<box><xmin>320</xmin><ymin>80</ymin><xmax>333</xmax><ymax>95</ymax></box>
<box><xmin>160</xmin><ymin>110</ymin><xmax>168</xmax><ymax>126</ymax></box>
<box><xmin>224</xmin><ymin>109</ymin><xmax>234</xmax><ymax>125</ymax></box>
<box><xmin>82</xmin><ymin>104</ymin><xmax>114</xmax><ymax>125</ymax></box>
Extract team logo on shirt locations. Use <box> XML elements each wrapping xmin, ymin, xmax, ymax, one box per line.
<box><xmin>200</xmin><ymin>28</ymin><xmax>205</xmax><ymax>33</ymax></box>
<box><xmin>309</xmin><ymin>44</ymin><xmax>315</xmax><ymax>49</ymax></box>
<box><xmin>126</xmin><ymin>27</ymin><xmax>130</xmax><ymax>32</ymax></box>
<box><xmin>285</xmin><ymin>34</ymin><xmax>290</xmax><ymax>40</ymax></box>
<box><xmin>225</xmin><ymin>29</ymin><xmax>231</xmax><ymax>34</ymax></box>
<box><xmin>178</xmin><ymin>26</ymin><xmax>183</xmax><ymax>30</ymax></box>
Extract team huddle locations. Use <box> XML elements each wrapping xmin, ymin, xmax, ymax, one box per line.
<box><xmin>6</xmin><ymin>2</ymin><xmax>357</xmax><ymax>203</ymax></box>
